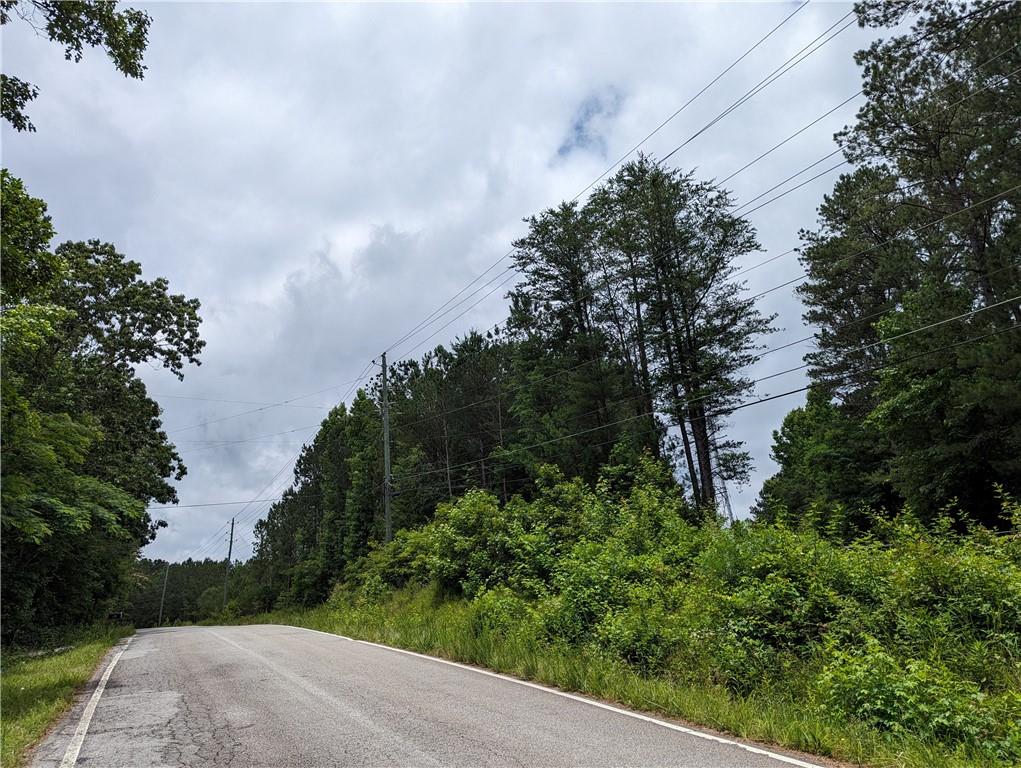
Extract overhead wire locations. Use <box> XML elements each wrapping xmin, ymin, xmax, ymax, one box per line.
<box><xmin>660</xmin><ymin>9</ymin><xmax>857</xmax><ymax>163</ymax></box>
<box><xmin>165</xmin><ymin>367</ymin><xmax>375</xmax><ymax>435</ymax></box>
<box><xmin>395</xmin><ymin>315</ymin><xmax>1021</xmax><ymax>483</ymax></box>
<box><xmin>746</xmin><ymin>182</ymin><xmax>1021</xmax><ymax>302</ymax></box>
<box><xmin>388</xmin><ymin>40</ymin><xmax>1019</xmax><ymax>373</ymax></box>
<box><xmin>730</xmin><ymin>47</ymin><xmax>1020</xmax><ymax>217</ymax></box>
<box><xmin>151</xmin><ymin>394</ymin><xmax>330</xmax><ymax>410</ymax></box>
<box><xmin>381</xmin><ymin>1</ymin><xmax>821</xmax><ymax>356</ymax></box>
<box><xmin>149</xmin><ymin>498</ymin><xmax>282</xmax><ymax>510</ymax></box>
<box><xmin>571</xmin><ymin>0</ymin><xmax>812</xmax><ymax>202</ymax></box>
<box><xmin>177</xmin><ymin>447</ymin><xmax>305</xmax><ymax>561</ymax></box>
<box><xmin>174</xmin><ymin>424</ymin><xmax>321</xmax><ymax>452</ymax></box>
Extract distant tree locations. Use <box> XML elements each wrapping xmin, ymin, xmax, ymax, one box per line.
<box><xmin>1</xmin><ymin>0</ymin><xmax>150</xmax><ymax>131</ymax></box>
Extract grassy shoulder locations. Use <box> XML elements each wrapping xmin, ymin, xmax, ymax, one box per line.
<box><xmin>1</xmin><ymin>625</ymin><xmax>133</xmax><ymax>768</ymax></box>
<box><xmin>235</xmin><ymin>585</ymin><xmax>986</xmax><ymax>768</ymax></box>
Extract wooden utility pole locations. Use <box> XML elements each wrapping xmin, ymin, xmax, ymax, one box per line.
<box><xmin>221</xmin><ymin>517</ymin><xmax>234</xmax><ymax>611</ymax></box>
<box><xmin>443</xmin><ymin>420</ymin><xmax>452</xmax><ymax>500</ymax></box>
<box><xmin>157</xmin><ymin>561</ymin><xmax>170</xmax><ymax>627</ymax></box>
<box><xmin>381</xmin><ymin>352</ymin><xmax>393</xmax><ymax>542</ymax></box>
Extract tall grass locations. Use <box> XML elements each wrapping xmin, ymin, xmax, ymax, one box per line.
<box><xmin>0</xmin><ymin>625</ymin><xmax>132</xmax><ymax>768</ymax></box>
<box><xmin>240</xmin><ymin>586</ymin><xmax>1002</xmax><ymax>768</ymax></box>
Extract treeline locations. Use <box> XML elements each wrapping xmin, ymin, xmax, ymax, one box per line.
<box><xmin>128</xmin><ymin>559</ymin><xmax>229</xmax><ymax>627</ymax></box>
<box><xmin>227</xmin><ymin>0</ymin><xmax>1019</xmax><ymax>615</ymax></box>
<box><xmin>0</xmin><ymin>171</ymin><xmax>204</xmax><ymax>643</ymax></box>
<box><xmin>0</xmin><ymin>4</ymin><xmax>200</xmax><ymax>644</ymax></box>
<box><xmin>237</xmin><ymin>158</ymin><xmax>771</xmax><ymax>610</ymax></box>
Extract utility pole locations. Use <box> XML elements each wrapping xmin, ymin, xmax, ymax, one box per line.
<box><xmin>497</xmin><ymin>370</ymin><xmax>507</xmax><ymax>503</ymax></box>
<box><xmin>222</xmin><ymin>516</ymin><xmax>234</xmax><ymax>611</ymax></box>
<box><xmin>443</xmin><ymin>420</ymin><xmax>452</xmax><ymax>500</ymax></box>
<box><xmin>157</xmin><ymin>561</ymin><xmax>170</xmax><ymax>627</ymax></box>
<box><xmin>380</xmin><ymin>352</ymin><xmax>393</xmax><ymax>542</ymax></box>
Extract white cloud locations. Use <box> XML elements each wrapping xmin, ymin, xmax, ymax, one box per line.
<box><xmin>1</xmin><ymin>1</ymin><xmax>877</xmax><ymax>560</ymax></box>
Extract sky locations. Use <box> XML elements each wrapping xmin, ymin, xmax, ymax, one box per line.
<box><xmin>1</xmin><ymin>1</ymin><xmax>886</xmax><ymax>562</ymax></box>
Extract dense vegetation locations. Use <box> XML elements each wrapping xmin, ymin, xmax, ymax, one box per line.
<box><xmin>0</xmin><ymin>2</ymin><xmax>192</xmax><ymax>645</ymax></box>
<box><xmin>0</xmin><ymin>170</ymin><xmax>203</xmax><ymax>643</ymax></box>
<box><xmin>145</xmin><ymin>2</ymin><xmax>1018</xmax><ymax>763</ymax></box>
<box><xmin>220</xmin><ymin>0</ymin><xmax>1020</xmax><ymax>611</ymax></box>
<box><xmin>3</xmin><ymin>0</ymin><xmax>1019</xmax><ymax>764</ymax></box>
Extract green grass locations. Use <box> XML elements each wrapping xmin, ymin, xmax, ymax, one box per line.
<box><xmin>1</xmin><ymin>625</ymin><xmax>133</xmax><ymax>768</ymax></box>
<box><xmin>235</xmin><ymin>586</ymin><xmax>1004</xmax><ymax>768</ymax></box>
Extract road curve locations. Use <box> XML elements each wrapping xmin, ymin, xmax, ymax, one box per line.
<box><xmin>30</xmin><ymin>625</ymin><xmax>826</xmax><ymax>768</ymax></box>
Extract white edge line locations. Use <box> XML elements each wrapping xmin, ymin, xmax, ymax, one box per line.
<box><xmin>274</xmin><ymin>623</ymin><xmax>824</xmax><ymax>768</ymax></box>
<box><xmin>59</xmin><ymin>635</ymin><xmax>133</xmax><ymax>768</ymax></box>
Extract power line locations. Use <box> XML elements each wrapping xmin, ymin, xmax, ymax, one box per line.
<box><xmin>149</xmin><ymin>498</ymin><xmax>282</xmax><ymax>510</ymax></box>
<box><xmin>152</xmin><ymin>394</ymin><xmax>330</xmax><ymax>410</ymax></box>
<box><xmin>660</xmin><ymin>9</ymin><xmax>857</xmax><ymax>163</ymax></box>
<box><xmin>166</xmin><ymin>369</ymin><xmax>374</xmax><ymax>435</ymax></box>
<box><xmin>571</xmin><ymin>0</ymin><xmax>812</xmax><ymax>202</ymax></box>
<box><xmin>382</xmin><ymin>2</ymin><xmax>815</xmax><ymax>355</ymax></box>
<box><xmin>178</xmin><ymin>447</ymin><xmax>305</xmax><ymax>561</ymax></box>
<box><xmin>392</xmin><ymin>300</ymin><xmax>1021</xmax><ymax>480</ymax></box>
<box><xmin>391</xmin><ymin>269</ymin><xmax>520</xmax><ymax>361</ymax></box>
<box><xmin>174</xmin><ymin>424</ymin><xmax>320</xmax><ymax>450</ymax></box>
<box><xmin>384</xmin><ymin>259</ymin><xmax>516</xmax><ymax>355</ymax></box>
<box><xmin>747</xmin><ymin>182</ymin><xmax>1021</xmax><ymax>302</ymax></box>
<box><xmin>730</xmin><ymin>48</ymin><xmax>1020</xmax><ymax>216</ymax></box>
<box><xmin>717</xmin><ymin>90</ymin><xmax>862</xmax><ymax>187</ymax></box>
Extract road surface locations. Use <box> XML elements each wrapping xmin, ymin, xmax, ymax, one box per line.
<box><xmin>31</xmin><ymin>625</ymin><xmax>826</xmax><ymax>768</ymax></box>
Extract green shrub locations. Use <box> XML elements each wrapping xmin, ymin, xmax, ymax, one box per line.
<box><xmin>816</xmin><ymin>636</ymin><xmax>1020</xmax><ymax>760</ymax></box>
<box><xmin>468</xmin><ymin>585</ymin><xmax>531</xmax><ymax>638</ymax></box>
<box><xmin>593</xmin><ymin>596</ymin><xmax>680</xmax><ymax>674</ymax></box>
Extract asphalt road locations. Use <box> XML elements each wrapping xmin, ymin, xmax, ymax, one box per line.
<box><xmin>31</xmin><ymin>625</ymin><xmax>826</xmax><ymax>768</ymax></box>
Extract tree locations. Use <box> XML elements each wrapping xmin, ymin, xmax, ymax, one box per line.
<box><xmin>1</xmin><ymin>0</ymin><xmax>150</xmax><ymax>132</ymax></box>
<box><xmin>760</xmin><ymin>0</ymin><xmax>1021</xmax><ymax>527</ymax></box>
<box><xmin>0</xmin><ymin>173</ymin><xmax>203</xmax><ymax>640</ymax></box>
<box><xmin>507</xmin><ymin>204</ymin><xmax>638</xmax><ymax>484</ymax></box>
<box><xmin>590</xmin><ymin>158</ymin><xmax>773</xmax><ymax>508</ymax></box>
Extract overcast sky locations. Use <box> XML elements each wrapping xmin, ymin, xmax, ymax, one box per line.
<box><xmin>1</xmin><ymin>1</ymin><xmax>885</xmax><ymax>562</ymax></box>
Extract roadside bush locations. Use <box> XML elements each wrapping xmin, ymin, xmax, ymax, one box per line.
<box><xmin>593</xmin><ymin>594</ymin><xmax>680</xmax><ymax>674</ymax></box>
<box><xmin>816</xmin><ymin>635</ymin><xmax>1021</xmax><ymax>760</ymax></box>
<box><xmin>468</xmin><ymin>585</ymin><xmax>532</xmax><ymax>638</ymax></box>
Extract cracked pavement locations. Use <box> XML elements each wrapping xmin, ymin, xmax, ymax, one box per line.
<box><xmin>29</xmin><ymin>625</ymin><xmax>823</xmax><ymax>767</ymax></box>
